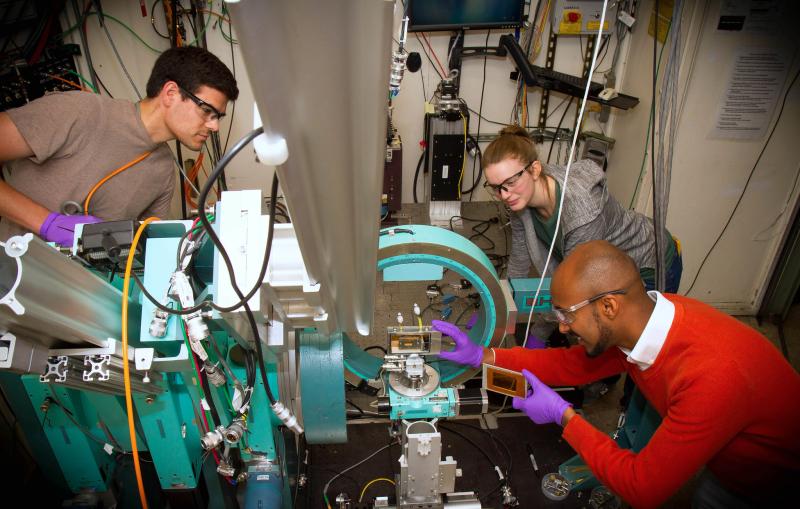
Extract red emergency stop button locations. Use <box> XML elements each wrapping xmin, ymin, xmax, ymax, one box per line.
<box><xmin>566</xmin><ymin>11</ymin><xmax>581</xmax><ymax>23</ymax></box>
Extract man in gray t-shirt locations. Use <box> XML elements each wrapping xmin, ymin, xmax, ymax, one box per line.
<box><xmin>0</xmin><ymin>46</ymin><xmax>239</xmax><ymax>246</ymax></box>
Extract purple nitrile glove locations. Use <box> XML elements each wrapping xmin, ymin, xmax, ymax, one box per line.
<box><xmin>465</xmin><ymin>312</ymin><xmax>478</xmax><ymax>330</ymax></box>
<box><xmin>433</xmin><ymin>319</ymin><xmax>484</xmax><ymax>368</ymax></box>
<box><xmin>512</xmin><ymin>369</ymin><xmax>572</xmax><ymax>425</ymax></box>
<box><xmin>525</xmin><ymin>334</ymin><xmax>547</xmax><ymax>350</ymax></box>
<box><xmin>39</xmin><ymin>212</ymin><xmax>102</xmax><ymax>247</ymax></box>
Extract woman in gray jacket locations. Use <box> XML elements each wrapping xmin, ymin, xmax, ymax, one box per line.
<box><xmin>484</xmin><ymin>125</ymin><xmax>682</xmax><ymax>292</ymax></box>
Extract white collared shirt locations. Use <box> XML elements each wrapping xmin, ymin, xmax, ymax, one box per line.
<box><xmin>618</xmin><ymin>291</ymin><xmax>675</xmax><ymax>370</ymax></box>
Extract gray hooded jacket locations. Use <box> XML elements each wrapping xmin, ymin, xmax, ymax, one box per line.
<box><xmin>507</xmin><ymin>159</ymin><xmax>662</xmax><ymax>279</ymax></box>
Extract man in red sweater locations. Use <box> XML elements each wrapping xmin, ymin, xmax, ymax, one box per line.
<box><xmin>434</xmin><ymin>240</ymin><xmax>800</xmax><ymax>508</ymax></box>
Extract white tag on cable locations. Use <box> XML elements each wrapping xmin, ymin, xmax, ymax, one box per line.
<box><xmin>103</xmin><ymin>443</ymin><xmax>114</xmax><ymax>455</ymax></box>
<box><xmin>618</xmin><ymin>11</ymin><xmax>635</xmax><ymax>27</ymax></box>
<box><xmin>200</xmin><ymin>398</ymin><xmax>210</xmax><ymax>411</ymax></box>
<box><xmin>232</xmin><ymin>387</ymin><xmax>244</xmax><ymax>412</ymax></box>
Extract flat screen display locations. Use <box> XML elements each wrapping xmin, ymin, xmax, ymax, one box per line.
<box><xmin>408</xmin><ymin>0</ymin><xmax>526</xmax><ymax>32</ymax></box>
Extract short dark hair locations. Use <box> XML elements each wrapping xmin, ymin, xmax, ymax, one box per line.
<box><xmin>146</xmin><ymin>46</ymin><xmax>239</xmax><ymax>101</ymax></box>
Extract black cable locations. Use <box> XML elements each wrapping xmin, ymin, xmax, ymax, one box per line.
<box><xmin>176</xmin><ymin>144</ymin><xmax>188</xmax><ymax>219</ymax></box>
<box><xmin>592</xmin><ymin>34</ymin><xmax>612</xmax><ymax>74</ymax></box>
<box><xmin>453</xmin><ymin>303</ymin><xmax>476</xmax><ymax>325</ymax></box>
<box><xmin>196</xmin><ymin>136</ymin><xmax>279</xmax><ymax>405</ymax></box>
<box><xmin>131</xmin><ymin>270</ymin><xmax>210</xmax><ymax>315</ymax></box>
<box><xmin>437</xmin><ymin>424</ymin><xmax>498</xmax><ymax>473</ymax></box>
<box><xmin>686</xmin><ymin>67</ymin><xmax>800</xmax><ymax>296</ymax></box>
<box><xmin>547</xmin><ymin>97</ymin><xmax>573</xmax><ymax>163</ymax></box>
<box><xmin>466</xmin><ymin>30</ymin><xmax>490</xmax><ymax>201</ymax></box>
<box><xmin>462</xmin><ymin>134</ymin><xmax>483</xmax><ymax>196</ymax></box>
<box><xmin>93</xmin><ymin>66</ymin><xmax>114</xmax><ymax>98</ymax></box>
<box><xmin>460</xmin><ymin>136</ymin><xmax>482</xmax><ymax>194</ymax></box>
<box><xmin>420</xmin><ymin>54</ymin><xmax>427</xmax><ymax>102</ymax></box>
<box><xmin>442</xmin><ymin>420</ymin><xmax>513</xmax><ymax>480</ymax></box>
<box><xmin>345</xmin><ymin>399</ymin><xmax>364</xmax><ymax>415</ymax></box>
<box><xmin>197</xmin><ymin>354</ymin><xmax>222</xmax><ymax>427</ymax></box>
<box><xmin>150</xmin><ymin>0</ymin><xmax>170</xmax><ymax>39</ymax></box>
<box><xmin>317</xmin><ymin>468</ymin><xmax>361</xmax><ymax>503</ymax></box>
<box><xmin>415</xmin><ymin>33</ymin><xmax>445</xmax><ymax>81</ymax></box>
<box><xmin>413</xmin><ymin>148</ymin><xmax>425</xmax><ymax>203</ymax></box>
<box><xmin>71</xmin><ymin>0</ymin><xmax>98</xmax><ymax>92</ymax></box>
<box><xmin>198</xmin><ymin>128</ymin><xmax>277</xmax><ymax>313</ymax></box>
<box><xmin>364</xmin><ymin>345</ymin><xmax>387</xmax><ymax>355</ymax></box>
<box><xmin>468</xmin><ymin>221</ymin><xmax>496</xmax><ymax>251</ymax></box>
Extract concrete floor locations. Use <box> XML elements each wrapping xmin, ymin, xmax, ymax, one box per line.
<box><xmin>355</xmin><ymin>201</ymin><xmax>800</xmax><ymax>508</ymax></box>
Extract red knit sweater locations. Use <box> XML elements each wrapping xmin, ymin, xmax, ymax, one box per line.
<box><xmin>494</xmin><ymin>294</ymin><xmax>800</xmax><ymax>508</ymax></box>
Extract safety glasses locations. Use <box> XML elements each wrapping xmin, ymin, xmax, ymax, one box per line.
<box><xmin>179</xmin><ymin>85</ymin><xmax>225</xmax><ymax>122</ymax></box>
<box><xmin>483</xmin><ymin>160</ymin><xmax>534</xmax><ymax>196</ymax></box>
<box><xmin>552</xmin><ymin>289</ymin><xmax>627</xmax><ymax>325</ymax></box>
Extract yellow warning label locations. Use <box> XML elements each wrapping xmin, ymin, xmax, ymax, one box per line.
<box><xmin>587</xmin><ymin>20</ymin><xmax>610</xmax><ymax>31</ymax></box>
<box><xmin>559</xmin><ymin>21</ymin><xmax>581</xmax><ymax>34</ymax></box>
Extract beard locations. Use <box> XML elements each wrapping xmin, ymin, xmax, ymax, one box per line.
<box><xmin>584</xmin><ymin>308</ymin><xmax>613</xmax><ymax>358</ymax></box>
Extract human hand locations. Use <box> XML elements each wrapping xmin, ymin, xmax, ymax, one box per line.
<box><xmin>433</xmin><ymin>319</ymin><xmax>484</xmax><ymax>368</ymax></box>
<box><xmin>39</xmin><ymin>212</ymin><xmax>102</xmax><ymax>247</ymax></box>
<box><xmin>512</xmin><ymin>369</ymin><xmax>572</xmax><ymax>425</ymax></box>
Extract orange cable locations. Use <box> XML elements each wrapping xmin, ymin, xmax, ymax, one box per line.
<box><xmin>122</xmin><ymin>216</ymin><xmax>159</xmax><ymax>509</ymax></box>
<box><xmin>83</xmin><ymin>151</ymin><xmax>152</xmax><ymax>215</ymax></box>
<box><xmin>46</xmin><ymin>74</ymin><xmax>90</xmax><ymax>92</ymax></box>
<box><xmin>184</xmin><ymin>153</ymin><xmax>205</xmax><ymax>209</ymax></box>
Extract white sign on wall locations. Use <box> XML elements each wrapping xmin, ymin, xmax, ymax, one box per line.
<box><xmin>710</xmin><ymin>47</ymin><xmax>789</xmax><ymax>140</ymax></box>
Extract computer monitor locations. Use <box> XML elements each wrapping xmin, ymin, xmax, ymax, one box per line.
<box><xmin>407</xmin><ymin>0</ymin><xmax>526</xmax><ymax>32</ymax></box>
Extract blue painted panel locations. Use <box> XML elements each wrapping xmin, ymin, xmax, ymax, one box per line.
<box><xmin>388</xmin><ymin>386</ymin><xmax>457</xmax><ymax>420</ymax></box>
<box><xmin>384</xmin><ymin>262</ymin><xmax>443</xmax><ymax>281</ymax></box>
<box><xmin>138</xmin><ymin>236</ymin><xmax>186</xmax><ymax>356</ymax></box>
<box><xmin>509</xmin><ymin>277</ymin><xmax>553</xmax><ymax>313</ymax></box>
<box><xmin>299</xmin><ymin>330</ymin><xmax>347</xmax><ymax>444</ymax></box>
<box><xmin>134</xmin><ymin>379</ymin><xmax>201</xmax><ymax>489</ymax></box>
<box><xmin>22</xmin><ymin>379</ymin><xmax>112</xmax><ymax>492</ymax></box>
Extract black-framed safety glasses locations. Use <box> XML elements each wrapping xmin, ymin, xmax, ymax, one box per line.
<box><xmin>483</xmin><ymin>160</ymin><xmax>534</xmax><ymax>196</ymax></box>
<box><xmin>179</xmin><ymin>85</ymin><xmax>225</xmax><ymax>122</ymax></box>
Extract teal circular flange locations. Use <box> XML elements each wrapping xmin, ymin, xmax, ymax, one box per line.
<box><xmin>343</xmin><ymin>225</ymin><xmax>512</xmax><ymax>386</ymax></box>
<box><xmin>298</xmin><ymin>330</ymin><xmax>347</xmax><ymax>444</ymax></box>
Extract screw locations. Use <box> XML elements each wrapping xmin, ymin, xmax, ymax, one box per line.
<box><xmin>145</xmin><ymin>396</ymin><xmax>155</xmax><ymax>404</ymax></box>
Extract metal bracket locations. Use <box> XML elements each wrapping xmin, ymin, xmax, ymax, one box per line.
<box><xmin>83</xmin><ymin>354</ymin><xmax>110</xmax><ymax>381</ymax></box>
<box><xmin>134</xmin><ymin>343</ymin><xmax>189</xmax><ymax>372</ymax></box>
<box><xmin>0</xmin><ymin>234</ymin><xmax>33</xmax><ymax>315</ymax></box>
<box><xmin>40</xmin><ymin>356</ymin><xmax>68</xmax><ymax>383</ymax></box>
<box><xmin>538</xmin><ymin>27</ymin><xmax>559</xmax><ymax>129</ymax></box>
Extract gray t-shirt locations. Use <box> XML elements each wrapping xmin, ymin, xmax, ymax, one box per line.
<box><xmin>1</xmin><ymin>91</ymin><xmax>174</xmax><ymax>240</ymax></box>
